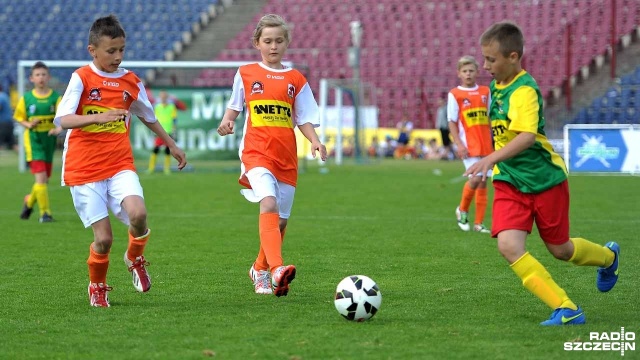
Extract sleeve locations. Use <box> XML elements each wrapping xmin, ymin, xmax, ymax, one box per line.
<box><xmin>446</xmin><ymin>92</ymin><xmax>459</xmax><ymax>123</ymax></box>
<box><xmin>507</xmin><ymin>86</ymin><xmax>539</xmax><ymax>133</ymax></box>
<box><xmin>487</xmin><ymin>92</ymin><xmax>492</xmax><ymax>115</ymax></box>
<box><xmin>226</xmin><ymin>69</ymin><xmax>245</xmax><ymax>112</ymax></box>
<box><xmin>294</xmin><ymin>82</ymin><xmax>319</xmax><ymax>127</ymax></box>
<box><xmin>130</xmin><ymin>82</ymin><xmax>157</xmax><ymax>122</ymax></box>
<box><xmin>54</xmin><ymin>72</ymin><xmax>83</xmax><ymax>126</ymax></box>
<box><xmin>13</xmin><ymin>97</ymin><xmax>27</xmax><ymax>122</ymax></box>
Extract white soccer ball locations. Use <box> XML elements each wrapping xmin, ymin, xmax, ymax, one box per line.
<box><xmin>334</xmin><ymin>275</ymin><xmax>382</xmax><ymax>322</ymax></box>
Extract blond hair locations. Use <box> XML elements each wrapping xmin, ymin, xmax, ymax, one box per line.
<box><xmin>457</xmin><ymin>55</ymin><xmax>479</xmax><ymax>70</ymax></box>
<box><xmin>252</xmin><ymin>14</ymin><xmax>290</xmax><ymax>45</ymax></box>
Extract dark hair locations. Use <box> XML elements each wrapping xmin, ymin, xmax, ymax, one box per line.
<box><xmin>480</xmin><ymin>21</ymin><xmax>524</xmax><ymax>59</ymax></box>
<box><xmin>31</xmin><ymin>61</ymin><xmax>49</xmax><ymax>74</ymax></box>
<box><xmin>89</xmin><ymin>14</ymin><xmax>126</xmax><ymax>46</ymax></box>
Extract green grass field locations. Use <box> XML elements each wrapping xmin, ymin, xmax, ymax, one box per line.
<box><xmin>1</xmin><ymin>153</ymin><xmax>638</xmax><ymax>359</ymax></box>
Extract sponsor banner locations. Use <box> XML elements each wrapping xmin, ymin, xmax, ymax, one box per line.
<box><xmin>564</xmin><ymin>125</ymin><xmax>640</xmax><ymax>174</ymax></box>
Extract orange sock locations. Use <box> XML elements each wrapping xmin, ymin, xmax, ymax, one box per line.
<box><xmin>127</xmin><ymin>229</ymin><xmax>150</xmax><ymax>261</ymax></box>
<box><xmin>259</xmin><ymin>213</ymin><xmax>282</xmax><ymax>272</ymax></box>
<box><xmin>87</xmin><ymin>244</ymin><xmax>109</xmax><ymax>284</ymax></box>
<box><xmin>475</xmin><ymin>187</ymin><xmax>488</xmax><ymax>225</ymax></box>
<box><xmin>459</xmin><ymin>182</ymin><xmax>475</xmax><ymax>212</ymax></box>
<box><xmin>255</xmin><ymin>227</ymin><xmax>286</xmax><ymax>271</ymax></box>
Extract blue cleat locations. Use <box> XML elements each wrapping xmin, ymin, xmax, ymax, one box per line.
<box><xmin>596</xmin><ymin>242</ymin><xmax>619</xmax><ymax>292</ymax></box>
<box><xmin>540</xmin><ymin>307</ymin><xmax>586</xmax><ymax>326</ymax></box>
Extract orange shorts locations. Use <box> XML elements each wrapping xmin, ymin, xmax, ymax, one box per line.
<box><xmin>492</xmin><ymin>180</ymin><xmax>570</xmax><ymax>245</ymax></box>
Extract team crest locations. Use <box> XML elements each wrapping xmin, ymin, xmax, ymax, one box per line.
<box><xmin>250</xmin><ymin>81</ymin><xmax>264</xmax><ymax>95</ymax></box>
<box><xmin>287</xmin><ymin>84</ymin><xmax>295</xmax><ymax>98</ymax></box>
<box><xmin>28</xmin><ymin>104</ymin><xmax>36</xmax><ymax>115</ymax></box>
<box><xmin>123</xmin><ymin>90</ymin><xmax>132</xmax><ymax>104</ymax></box>
<box><xmin>88</xmin><ymin>88</ymin><xmax>102</xmax><ymax>101</ymax></box>
<box><xmin>481</xmin><ymin>95</ymin><xmax>487</xmax><ymax>104</ymax></box>
<box><xmin>462</xmin><ymin>98</ymin><xmax>471</xmax><ymax>107</ymax></box>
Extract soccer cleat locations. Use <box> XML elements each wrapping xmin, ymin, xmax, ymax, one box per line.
<box><xmin>124</xmin><ymin>252</ymin><xmax>151</xmax><ymax>292</ymax></box>
<box><xmin>540</xmin><ymin>306</ymin><xmax>585</xmax><ymax>326</ymax></box>
<box><xmin>596</xmin><ymin>242</ymin><xmax>620</xmax><ymax>292</ymax></box>
<box><xmin>88</xmin><ymin>283</ymin><xmax>112</xmax><ymax>307</ymax></box>
<box><xmin>20</xmin><ymin>195</ymin><xmax>33</xmax><ymax>220</ymax></box>
<box><xmin>456</xmin><ymin>206</ymin><xmax>470</xmax><ymax>231</ymax></box>
<box><xmin>473</xmin><ymin>223</ymin><xmax>490</xmax><ymax>233</ymax></box>
<box><xmin>39</xmin><ymin>213</ymin><xmax>53</xmax><ymax>223</ymax></box>
<box><xmin>249</xmin><ymin>264</ymin><xmax>273</xmax><ymax>295</ymax></box>
<box><xmin>271</xmin><ymin>265</ymin><xmax>296</xmax><ymax>297</ymax></box>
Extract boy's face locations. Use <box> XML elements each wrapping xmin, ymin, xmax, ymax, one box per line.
<box><xmin>481</xmin><ymin>40</ymin><xmax>519</xmax><ymax>85</ymax></box>
<box><xmin>457</xmin><ymin>64</ymin><xmax>477</xmax><ymax>87</ymax></box>
<box><xmin>30</xmin><ymin>68</ymin><xmax>50</xmax><ymax>89</ymax></box>
<box><xmin>254</xmin><ymin>26</ymin><xmax>289</xmax><ymax>68</ymax></box>
<box><xmin>88</xmin><ymin>36</ymin><xmax>125</xmax><ymax>73</ymax></box>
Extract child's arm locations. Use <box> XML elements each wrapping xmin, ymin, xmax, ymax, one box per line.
<box><xmin>298</xmin><ymin>122</ymin><xmax>327</xmax><ymax>161</ymax></box>
<box><xmin>217</xmin><ymin>109</ymin><xmax>240</xmax><ymax>136</ymax></box>
<box><xmin>463</xmin><ymin>131</ymin><xmax>535</xmax><ymax>181</ymax></box>
<box><xmin>139</xmin><ymin>116</ymin><xmax>187</xmax><ymax>170</ymax></box>
<box><xmin>58</xmin><ymin>110</ymin><xmax>129</xmax><ymax>129</ymax></box>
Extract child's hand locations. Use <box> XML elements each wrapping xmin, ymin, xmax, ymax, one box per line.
<box><xmin>25</xmin><ymin>119</ymin><xmax>41</xmax><ymax>129</ymax></box>
<box><xmin>217</xmin><ymin>118</ymin><xmax>234</xmax><ymax>136</ymax></box>
<box><xmin>48</xmin><ymin>126</ymin><xmax>63</xmax><ymax>136</ymax></box>
<box><xmin>169</xmin><ymin>145</ymin><xmax>188</xmax><ymax>170</ymax></box>
<box><xmin>97</xmin><ymin>110</ymin><xmax>128</xmax><ymax>124</ymax></box>
<box><xmin>311</xmin><ymin>141</ymin><xmax>328</xmax><ymax>161</ymax></box>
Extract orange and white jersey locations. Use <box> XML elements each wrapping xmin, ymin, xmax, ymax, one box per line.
<box><xmin>447</xmin><ymin>85</ymin><xmax>493</xmax><ymax>157</ymax></box>
<box><xmin>228</xmin><ymin>62</ymin><xmax>319</xmax><ymax>188</ymax></box>
<box><xmin>54</xmin><ymin>63</ymin><xmax>156</xmax><ymax>186</ymax></box>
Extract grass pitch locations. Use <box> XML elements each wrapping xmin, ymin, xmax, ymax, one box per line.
<box><xmin>0</xmin><ymin>153</ymin><xmax>638</xmax><ymax>359</ymax></box>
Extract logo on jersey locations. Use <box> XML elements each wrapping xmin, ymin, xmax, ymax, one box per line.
<box><xmin>88</xmin><ymin>88</ymin><xmax>102</xmax><ymax>101</ymax></box>
<box><xmin>123</xmin><ymin>90</ymin><xmax>132</xmax><ymax>104</ymax></box>
<box><xmin>462</xmin><ymin>98</ymin><xmax>471</xmax><ymax>107</ymax></box>
<box><xmin>28</xmin><ymin>104</ymin><xmax>36</xmax><ymax>115</ymax></box>
<box><xmin>251</xmin><ymin>81</ymin><xmax>264</xmax><ymax>95</ymax></box>
<box><xmin>250</xmin><ymin>100</ymin><xmax>293</xmax><ymax>128</ymax></box>
<box><xmin>287</xmin><ymin>84</ymin><xmax>295</xmax><ymax>99</ymax></box>
<box><xmin>481</xmin><ymin>95</ymin><xmax>488</xmax><ymax>104</ymax></box>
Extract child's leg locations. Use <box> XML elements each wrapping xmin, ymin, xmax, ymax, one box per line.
<box><xmin>255</xmin><ymin>219</ymin><xmax>287</xmax><ymax>271</ymax></box>
<box><xmin>259</xmin><ymin>200</ymin><xmax>283</xmax><ymax>272</ymax></box>
<box><xmin>500</xmin><ymin>230</ymin><xmax>578</xmax><ymax>311</ymax></box>
<box><xmin>148</xmin><ymin>147</ymin><xmax>159</xmax><ymax>173</ymax></box>
<box><xmin>474</xmin><ymin>183</ymin><xmax>488</xmax><ymax>225</ymax></box>
<box><xmin>88</xmin><ymin>218</ymin><xmax>114</xmax><ymax>284</ymax></box>
<box><xmin>33</xmin><ymin>171</ymin><xmax>50</xmax><ymax>217</ymax></box>
<box><xmin>121</xmin><ymin>194</ymin><xmax>150</xmax><ymax>261</ymax></box>
<box><xmin>458</xmin><ymin>181</ymin><xmax>475</xmax><ymax>212</ymax></box>
<box><xmin>163</xmin><ymin>146</ymin><xmax>171</xmax><ymax>174</ymax></box>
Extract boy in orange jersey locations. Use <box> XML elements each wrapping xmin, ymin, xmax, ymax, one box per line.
<box><xmin>53</xmin><ymin>15</ymin><xmax>187</xmax><ymax>307</ymax></box>
<box><xmin>448</xmin><ymin>55</ymin><xmax>493</xmax><ymax>233</ymax></box>
<box><xmin>14</xmin><ymin>61</ymin><xmax>62</xmax><ymax>223</ymax></box>
<box><xmin>217</xmin><ymin>14</ymin><xmax>327</xmax><ymax>297</ymax></box>
<box><xmin>465</xmin><ymin>21</ymin><xmax>619</xmax><ymax>325</ymax></box>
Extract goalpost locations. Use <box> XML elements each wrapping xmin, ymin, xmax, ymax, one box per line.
<box><xmin>16</xmin><ymin>60</ymin><xmax>293</xmax><ymax>173</ymax></box>
<box><xmin>317</xmin><ymin>77</ymin><xmax>378</xmax><ymax>166</ymax></box>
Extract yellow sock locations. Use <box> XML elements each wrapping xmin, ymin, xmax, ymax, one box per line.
<box><xmin>27</xmin><ymin>184</ymin><xmax>38</xmax><ymax>208</ymax></box>
<box><xmin>510</xmin><ymin>252</ymin><xmax>577</xmax><ymax>310</ymax></box>
<box><xmin>148</xmin><ymin>153</ymin><xmax>157</xmax><ymax>172</ymax></box>
<box><xmin>34</xmin><ymin>183</ymin><xmax>50</xmax><ymax>216</ymax></box>
<box><xmin>569</xmin><ymin>237</ymin><xmax>615</xmax><ymax>267</ymax></box>
<box><xmin>163</xmin><ymin>155</ymin><xmax>171</xmax><ymax>174</ymax></box>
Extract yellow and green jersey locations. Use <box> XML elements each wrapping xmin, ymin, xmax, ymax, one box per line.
<box><xmin>489</xmin><ymin>70</ymin><xmax>567</xmax><ymax>193</ymax></box>
<box><xmin>154</xmin><ymin>102</ymin><xmax>177</xmax><ymax>133</ymax></box>
<box><xmin>14</xmin><ymin>90</ymin><xmax>61</xmax><ymax>132</ymax></box>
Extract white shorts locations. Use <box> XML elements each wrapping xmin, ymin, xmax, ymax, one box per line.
<box><xmin>69</xmin><ymin>170</ymin><xmax>144</xmax><ymax>228</ymax></box>
<box><xmin>463</xmin><ymin>156</ymin><xmax>493</xmax><ymax>177</ymax></box>
<box><xmin>240</xmin><ymin>167</ymin><xmax>295</xmax><ymax>219</ymax></box>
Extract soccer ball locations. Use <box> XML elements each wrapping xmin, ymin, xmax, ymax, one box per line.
<box><xmin>334</xmin><ymin>275</ymin><xmax>382</xmax><ymax>322</ymax></box>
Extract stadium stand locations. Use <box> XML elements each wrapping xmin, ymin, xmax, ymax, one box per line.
<box><xmin>1</xmin><ymin>0</ymin><xmax>638</xmax><ymax>128</ymax></box>
<box><xmin>193</xmin><ymin>0</ymin><xmax>639</xmax><ymax>128</ymax></box>
<box><xmin>0</xmin><ymin>0</ymin><xmax>218</xmax><ymax>88</ymax></box>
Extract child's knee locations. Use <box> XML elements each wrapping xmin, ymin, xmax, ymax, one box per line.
<box><xmin>127</xmin><ymin>207</ymin><xmax>148</xmax><ymax>226</ymax></box>
<box><xmin>93</xmin><ymin>237</ymin><xmax>113</xmax><ymax>253</ymax></box>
